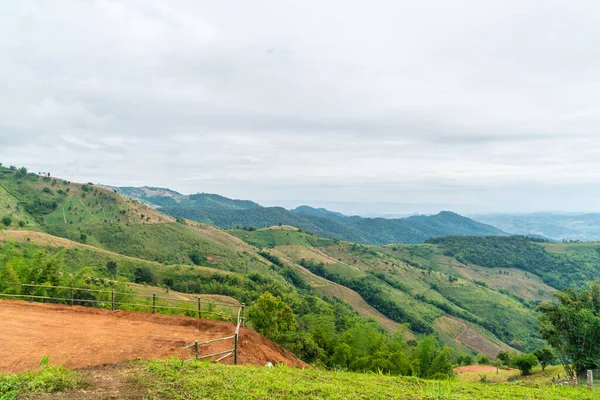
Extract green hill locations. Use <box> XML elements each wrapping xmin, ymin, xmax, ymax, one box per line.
<box><xmin>427</xmin><ymin>235</ymin><xmax>600</xmax><ymax>289</ymax></box>
<box><xmin>230</xmin><ymin>227</ymin><xmax>551</xmax><ymax>353</ymax></box>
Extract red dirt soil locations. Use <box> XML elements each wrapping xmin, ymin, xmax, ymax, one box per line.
<box><xmin>0</xmin><ymin>300</ymin><xmax>306</xmax><ymax>373</ymax></box>
<box><xmin>454</xmin><ymin>365</ymin><xmax>500</xmax><ymax>373</ymax></box>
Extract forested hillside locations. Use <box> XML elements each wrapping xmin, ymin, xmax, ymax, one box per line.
<box><xmin>428</xmin><ymin>236</ymin><xmax>600</xmax><ymax>289</ymax></box>
<box><xmin>231</xmin><ymin>227</ymin><xmax>551</xmax><ymax>353</ymax></box>
<box><xmin>114</xmin><ymin>187</ymin><xmax>506</xmax><ymax>244</ymax></box>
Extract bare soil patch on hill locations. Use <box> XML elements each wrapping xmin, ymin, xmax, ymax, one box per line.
<box><xmin>454</xmin><ymin>365</ymin><xmax>500</xmax><ymax>373</ymax></box>
<box><xmin>0</xmin><ymin>300</ymin><xmax>306</xmax><ymax>373</ymax></box>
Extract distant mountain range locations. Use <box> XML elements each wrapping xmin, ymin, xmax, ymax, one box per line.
<box><xmin>471</xmin><ymin>213</ymin><xmax>600</xmax><ymax>242</ymax></box>
<box><xmin>111</xmin><ymin>186</ymin><xmax>506</xmax><ymax>244</ymax></box>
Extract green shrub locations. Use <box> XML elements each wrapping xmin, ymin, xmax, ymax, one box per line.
<box><xmin>514</xmin><ymin>353</ymin><xmax>538</xmax><ymax>375</ymax></box>
<box><xmin>2</xmin><ymin>215</ymin><xmax>12</xmax><ymax>226</ymax></box>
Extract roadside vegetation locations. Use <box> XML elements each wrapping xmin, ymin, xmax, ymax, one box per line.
<box><xmin>0</xmin><ymin>363</ymin><xmax>83</xmax><ymax>400</ymax></box>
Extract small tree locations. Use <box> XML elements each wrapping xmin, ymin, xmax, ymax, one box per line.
<box><xmin>463</xmin><ymin>354</ymin><xmax>474</xmax><ymax>366</ymax></box>
<box><xmin>416</xmin><ymin>335</ymin><xmax>437</xmax><ymax>377</ymax></box>
<box><xmin>2</xmin><ymin>215</ymin><xmax>12</xmax><ymax>227</ymax></box>
<box><xmin>514</xmin><ymin>353</ymin><xmax>538</xmax><ymax>376</ymax></box>
<box><xmin>248</xmin><ymin>292</ymin><xmax>297</xmax><ymax>341</ymax></box>
<box><xmin>533</xmin><ymin>348</ymin><xmax>556</xmax><ymax>371</ymax></box>
<box><xmin>106</xmin><ymin>261</ymin><xmax>118</xmax><ymax>278</ymax></box>
<box><xmin>134</xmin><ymin>267</ymin><xmax>155</xmax><ymax>285</ymax></box>
<box><xmin>428</xmin><ymin>348</ymin><xmax>455</xmax><ymax>377</ymax></box>
<box><xmin>15</xmin><ymin>167</ymin><xmax>27</xmax><ymax>179</ymax></box>
<box><xmin>493</xmin><ymin>359</ymin><xmax>502</xmax><ymax>374</ymax></box>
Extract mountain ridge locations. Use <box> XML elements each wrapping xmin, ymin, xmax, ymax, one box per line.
<box><xmin>471</xmin><ymin>212</ymin><xmax>600</xmax><ymax>242</ymax></box>
<box><xmin>111</xmin><ymin>186</ymin><xmax>506</xmax><ymax>245</ymax></box>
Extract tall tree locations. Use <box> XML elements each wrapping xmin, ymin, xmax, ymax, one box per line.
<box><xmin>537</xmin><ymin>281</ymin><xmax>600</xmax><ymax>377</ymax></box>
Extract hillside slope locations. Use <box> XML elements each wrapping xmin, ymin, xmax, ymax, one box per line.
<box><xmin>230</xmin><ymin>227</ymin><xmax>551</xmax><ymax>352</ymax></box>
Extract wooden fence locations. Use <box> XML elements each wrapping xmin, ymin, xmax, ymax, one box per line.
<box><xmin>0</xmin><ymin>281</ymin><xmax>245</xmax><ymax>325</ymax></box>
<box><xmin>182</xmin><ymin>307</ymin><xmax>244</xmax><ymax>364</ymax></box>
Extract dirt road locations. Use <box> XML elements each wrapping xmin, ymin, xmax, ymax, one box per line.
<box><xmin>0</xmin><ymin>300</ymin><xmax>305</xmax><ymax>373</ymax></box>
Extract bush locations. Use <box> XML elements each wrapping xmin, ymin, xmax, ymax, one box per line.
<box><xmin>514</xmin><ymin>353</ymin><xmax>538</xmax><ymax>375</ymax></box>
<box><xmin>189</xmin><ymin>250</ymin><xmax>206</xmax><ymax>266</ymax></box>
<box><xmin>478</xmin><ymin>355</ymin><xmax>490</xmax><ymax>365</ymax></box>
<box><xmin>248</xmin><ymin>292</ymin><xmax>297</xmax><ymax>340</ymax></box>
<box><xmin>2</xmin><ymin>215</ymin><xmax>12</xmax><ymax>226</ymax></box>
<box><xmin>134</xmin><ymin>267</ymin><xmax>155</xmax><ymax>284</ymax></box>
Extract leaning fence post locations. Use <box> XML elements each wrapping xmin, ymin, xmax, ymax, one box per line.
<box><xmin>152</xmin><ymin>293</ymin><xmax>156</xmax><ymax>314</ymax></box>
<box><xmin>587</xmin><ymin>370</ymin><xmax>593</xmax><ymax>390</ymax></box>
<box><xmin>234</xmin><ymin>331</ymin><xmax>239</xmax><ymax>365</ymax></box>
<box><xmin>194</xmin><ymin>341</ymin><xmax>199</xmax><ymax>360</ymax></box>
<box><xmin>241</xmin><ymin>303</ymin><xmax>246</xmax><ymax>327</ymax></box>
<box><xmin>197</xmin><ymin>298</ymin><xmax>202</xmax><ymax>319</ymax></box>
<box><xmin>111</xmin><ymin>289</ymin><xmax>115</xmax><ymax>311</ymax></box>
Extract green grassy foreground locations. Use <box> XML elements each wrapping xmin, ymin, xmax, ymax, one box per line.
<box><xmin>1</xmin><ymin>360</ymin><xmax>596</xmax><ymax>399</ymax></box>
<box><xmin>0</xmin><ymin>366</ymin><xmax>83</xmax><ymax>400</ymax></box>
<box><xmin>132</xmin><ymin>360</ymin><xmax>595</xmax><ymax>400</ymax></box>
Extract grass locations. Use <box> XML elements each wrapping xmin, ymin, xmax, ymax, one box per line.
<box><xmin>0</xmin><ymin>185</ymin><xmax>39</xmax><ymax>228</ymax></box>
<box><xmin>0</xmin><ymin>365</ymin><xmax>83</xmax><ymax>400</ymax></box>
<box><xmin>230</xmin><ymin>228</ymin><xmax>337</xmax><ymax>248</ymax></box>
<box><xmin>275</xmin><ymin>244</ymin><xmax>367</xmax><ymax>280</ymax></box>
<box><xmin>2</xmin><ymin>361</ymin><xmax>594</xmax><ymax>399</ymax></box>
<box><xmin>130</xmin><ymin>359</ymin><xmax>597</xmax><ymax>400</ymax></box>
<box><xmin>456</xmin><ymin>365</ymin><xmax>562</xmax><ymax>385</ymax></box>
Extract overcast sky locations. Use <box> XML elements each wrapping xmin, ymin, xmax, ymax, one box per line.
<box><xmin>1</xmin><ymin>1</ymin><xmax>600</xmax><ymax>214</ymax></box>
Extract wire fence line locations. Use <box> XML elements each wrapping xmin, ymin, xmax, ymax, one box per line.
<box><xmin>0</xmin><ymin>281</ymin><xmax>246</xmax><ymax>325</ymax></box>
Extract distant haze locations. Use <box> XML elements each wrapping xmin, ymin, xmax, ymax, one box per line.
<box><xmin>2</xmin><ymin>1</ymin><xmax>600</xmax><ymax>214</ymax></box>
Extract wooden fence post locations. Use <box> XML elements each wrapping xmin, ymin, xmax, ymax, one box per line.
<box><xmin>587</xmin><ymin>370</ymin><xmax>593</xmax><ymax>390</ymax></box>
<box><xmin>152</xmin><ymin>293</ymin><xmax>156</xmax><ymax>314</ymax></box>
<box><xmin>70</xmin><ymin>287</ymin><xmax>74</xmax><ymax>306</ymax></box>
<box><xmin>197</xmin><ymin>298</ymin><xmax>202</xmax><ymax>319</ymax></box>
<box><xmin>30</xmin><ymin>281</ymin><xmax>34</xmax><ymax>303</ymax></box>
<box><xmin>111</xmin><ymin>289</ymin><xmax>115</xmax><ymax>311</ymax></box>
<box><xmin>241</xmin><ymin>303</ymin><xmax>246</xmax><ymax>327</ymax></box>
<box><xmin>194</xmin><ymin>341</ymin><xmax>199</xmax><ymax>360</ymax></box>
<box><xmin>234</xmin><ymin>332</ymin><xmax>239</xmax><ymax>365</ymax></box>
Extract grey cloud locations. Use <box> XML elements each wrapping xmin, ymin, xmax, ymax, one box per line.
<box><xmin>1</xmin><ymin>0</ymin><xmax>600</xmax><ymax>213</ymax></box>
